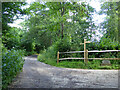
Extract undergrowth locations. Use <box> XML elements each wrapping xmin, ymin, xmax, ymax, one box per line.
<box><xmin>38</xmin><ymin>57</ymin><xmax>120</xmax><ymax>70</ymax></box>
<box><xmin>37</xmin><ymin>40</ymin><xmax>120</xmax><ymax>70</ymax></box>
<box><xmin>2</xmin><ymin>45</ymin><xmax>25</xmax><ymax>89</ymax></box>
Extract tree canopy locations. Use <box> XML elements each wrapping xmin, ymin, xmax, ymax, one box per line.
<box><xmin>99</xmin><ymin>2</ymin><xmax>119</xmax><ymax>42</ymax></box>
<box><xmin>2</xmin><ymin>2</ymin><xmax>26</xmax><ymax>34</ymax></box>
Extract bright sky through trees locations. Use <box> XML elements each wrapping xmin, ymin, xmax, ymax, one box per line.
<box><xmin>8</xmin><ymin>1</ymin><xmax>106</xmax><ymax>41</ymax></box>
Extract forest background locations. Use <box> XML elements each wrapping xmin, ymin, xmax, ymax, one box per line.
<box><xmin>1</xmin><ymin>1</ymin><xmax>120</xmax><ymax>89</ymax></box>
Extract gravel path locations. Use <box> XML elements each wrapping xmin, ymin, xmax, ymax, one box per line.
<box><xmin>8</xmin><ymin>56</ymin><xmax>119</xmax><ymax>88</ymax></box>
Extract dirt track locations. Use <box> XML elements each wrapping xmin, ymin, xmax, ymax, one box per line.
<box><xmin>8</xmin><ymin>56</ymin><xmax>119</xmax><ymax>88</ymax></box>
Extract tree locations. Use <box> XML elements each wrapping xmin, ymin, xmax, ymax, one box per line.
<box><xmin>2</xmin><ymin>2</ymin><xmax>26</xmax><ymax>34</ymax></box>
<box><xmin>25</xmin><ymin>2</ymin><xmax>96</xmax><ymax>51</ymax></box>
<box><xmin>2</xmin><ymin>2</ymin><xmax>26</xmax><ymax>49</ymax></box>
<box><xmin>99</xmin><ymin>2</ymin><xmax>119</xmax><ymax>42</ymax></box>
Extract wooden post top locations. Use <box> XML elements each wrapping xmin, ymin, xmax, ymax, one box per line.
<box><xmin>80</xmin><ymin>39</ymin><xmax>91</xmax><ymax>45</ymax></box>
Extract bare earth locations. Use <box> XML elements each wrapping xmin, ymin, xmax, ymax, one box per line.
<box><xmin>8</xmin><ymin>56</ymin><xmax>119</xmax><ymax>88</ymax></box>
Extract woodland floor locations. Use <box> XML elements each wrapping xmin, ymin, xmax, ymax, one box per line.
<box><xmin>8</xmin><ymin>55</ymin><xmax>119</xmax><ymax>88</ymax></box>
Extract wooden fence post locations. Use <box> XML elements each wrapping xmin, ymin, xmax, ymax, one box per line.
<box><xmin>57</xmin><ymin>51</ymin><xmax>59</xmax><ymax>64</ymax></box>
<box><xmin>80</xmin><ymin>39</ymin><xmax>90</xmax><ymax>63</ymax></box>
<box><xmin>84</xmin><ymin>39</ymin><xmax>86</xmax><ymax>63</ymax></box>
<box><xmin>86</xmin><ymin>49</ymin><xmax>88</xmax><ymax>64</ymax></box>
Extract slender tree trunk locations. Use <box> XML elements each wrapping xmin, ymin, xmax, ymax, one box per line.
<box><xmin>61</xmin><ymin>23</ymin><xmax>64</xmax><ymax>39</ymax></box>
<box><xmin>57</xmin><ymin>29</ymin><xmax>60</xmax><ymax>37</ymax></box>
<box><xmin>61</xmin><ymin>2</ymin><xmax>64</xmax><ymax>39</ymax></box>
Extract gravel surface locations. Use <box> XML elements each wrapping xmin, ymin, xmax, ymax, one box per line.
<box><xmin>8</xmin><ymin>56</ymin><xmax>119</xmax><ymax>88</ymax></box>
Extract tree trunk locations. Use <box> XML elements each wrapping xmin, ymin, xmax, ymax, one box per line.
<box><xmin>61</xmin><ymin>2</ymin><xmax>64</xmax><ymax>39</ymax></box>
<box><xmin>61</xmin><ymin>23</ymin><xmax>64</xmax><ymax>39</ymax></box>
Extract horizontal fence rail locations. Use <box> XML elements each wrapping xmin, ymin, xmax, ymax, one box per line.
<box><xmin>59</xmin><ymin>50</ymin><xmax>120</xmax><ymax>54</ymax></box>
<box><xmin>59</xmin><ymin>51</ymin><xmax>84</xmax><ymax>54</ymax></box>
<box><xmin>57</xmin><ymin>50</ymin><xmax>120</xmax><ymax>64</ymax></box>
<box><xmin>88</xmin><ymin>50</ymin><xmax>120</xmax><ymax>53</ymax></box>
<box><xmin>59</xmin><ymin>58</ymin><xmax>84</xmax><ymax>60</ymax></box>
<box><xmin>59</xmin><ymin>58</ymin><xmax>120</xmax><ymax>60</ymax></box>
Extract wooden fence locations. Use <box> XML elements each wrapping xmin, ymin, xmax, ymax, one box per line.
<box><xmin>57</xmin><ymin>50</ymin><xmax>120</xmax><ymax>64</ymax></box>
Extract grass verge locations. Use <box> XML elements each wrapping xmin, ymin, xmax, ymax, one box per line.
<box><xmin>38</xmin><ymin>56</ymin><xmax>120</xmax><ymax>70</ymax></box>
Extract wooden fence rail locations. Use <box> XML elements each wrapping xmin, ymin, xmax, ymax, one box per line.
<box><xmin>59</xmin><ymin>58</ymin><xmax>120</xmax><ymax>60</ymax></box>
<box><xmin>57</xmin><ymin>50</ymin><xmax>120</xmax><ymax>64</ymax></box>
<box><xmin>59</xmin><ymin>50</ymin><xmax>120</xmax><ymax>54</ymax></box>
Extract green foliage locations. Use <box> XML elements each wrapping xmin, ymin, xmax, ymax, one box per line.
<box><xmin>99</xmin><ymin>36</ymin><xmax>119</xmax><ymax>50</ymax></box>
<box><xmin>2</xmin><ymin>27</ymin><xmax>37</xmax><ymax>55</ymax></box>
<box><xmin>56</xmin><ymin>60</ymin><xmax>100</xmax><ymax>69</ymax></box>
<box><xmin>38</xmin><ymin>39</ymin><xmax>119</xmax><ymax>70</ymax></box>
<box><xmin>99</xmin><ymin>2</ymin><xmax>119</xmax><ymax>41</ymax></box>
<box><xmin>24</xmin><ymin>50</ymin><xmax>36</xmax><ymax>56</ymax></box>
<box><xmin>2</xmin><ymin>3</ymin><xmax>119</xmax><ymax>89</ymax></box>
<box><xmin>2</xmin><ymin>2</ymin><xmax>26</xmax><ymax>34</ymax></box>
<box><xmin>25</xmin><ymin>2</ymin><xmax>96</xmax><ymax>51</ymax></box>
<box><xmin>38</xmin><ymin>36</ymin><xmax>73</xmax><ymax>62</ymax></box>
<box><xmin>38</xmin><ymin>42</ymin><xmax>58</xmax><ymax>62</ymax></box>
<box><xmin>55</xmin><ymin>37</ymin><xmax>72</xmax><ymax>52</ymax></box>
<box><xmin>2</xmin><ymin>27</ymin><xmax>24</xmax><ymax>49</ymax></box>
<box><xmin>3</xmin><ymin>2</ymin><xmax>120</xmax><ymax>90</ymax></box>
<box><xmin>38</xmin><ymin>53</ymin><xmax>119</xmax><ymax>69</ymax></box>
<box><xmin>21</xmin><ymin>39</ymin><xmax>34</xmax><ymax>52</ymax></box>
<box><xmin>98</xmin><ymin>66</ymin><xmax>112</xmax><ymax>69</ymax></box>
<box><xmin>2</xmin><ymin>45</ymin><xmax>24</xmax><ymax>89</ymax></box>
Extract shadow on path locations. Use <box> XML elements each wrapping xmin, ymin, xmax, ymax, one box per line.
<box><xmin>28</xmin><ymin>54</ymin><xmax>38</xmax><ymax>58</ymax></box>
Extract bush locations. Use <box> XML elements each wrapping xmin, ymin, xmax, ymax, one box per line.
<box><xmin>37</xmin><ymin>44</ymin><xmax>57</xmax><ymax>64</ymax></box>
<box><xmin>24</xmin><ymin>50</ymin><xmax>36</xmax><ymax>56</ymax></box>
<box><xmin>55</xmin><ymin>38</ymin><xmax>72</xmax><ymax>52</ymax></box>
<box><xmin>2</xmin><ymin>45</ymin><xmax>24</xmax><ymax>89</ymax></box>
<box><xmin>38</xmin><ymin>37</ymin><xmax>72</xmax><ymax>64</ymax></box>
<box><xmin>38</xmin><ymin>37</ymin><xmax>119</xmax><ymax>70</ymax></box>
<box><xmin>21</xmin><ymin>39</ymin><xmax>34</xmax><ymax>52</ymax></box>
